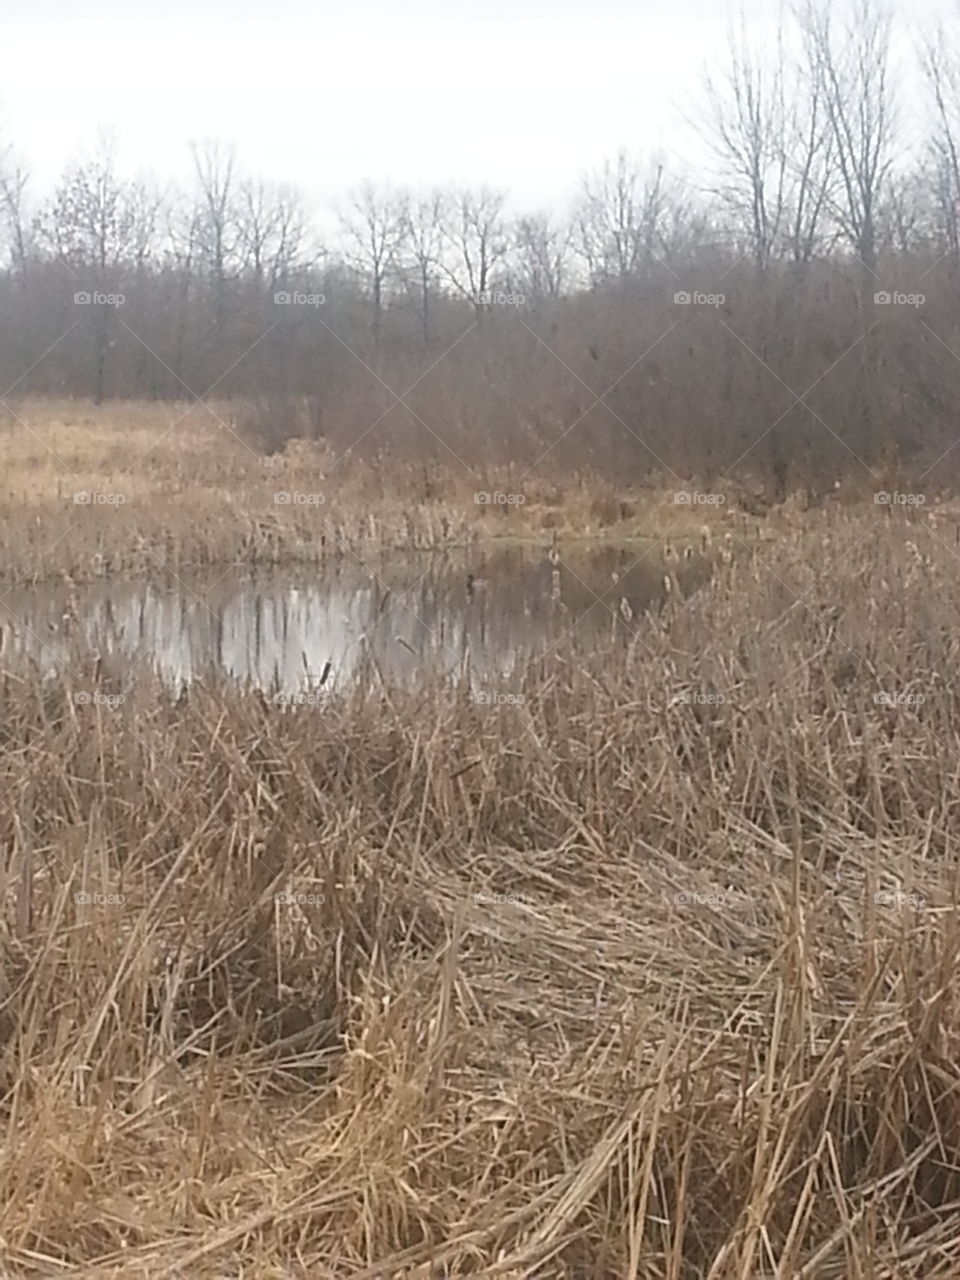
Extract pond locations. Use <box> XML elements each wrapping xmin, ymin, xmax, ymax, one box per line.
<box><xmin>0</xmin><ymin>544</ymin><xmax>712</xmax><ymax>694</ymax></box>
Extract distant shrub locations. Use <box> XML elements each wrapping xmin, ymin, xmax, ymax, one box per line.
<box><xmin>234</xmin><ymin>394</ymin><xmax>324</xmax><ymax>455</ymax></box>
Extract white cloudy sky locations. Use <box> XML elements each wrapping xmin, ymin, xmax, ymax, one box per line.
<box><xmin>0</xmin><ymin>0</ymin><xmax>952</xmax><ymax>212</ymax></box>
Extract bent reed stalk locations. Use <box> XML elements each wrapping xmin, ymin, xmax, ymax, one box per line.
<box><xmin>0</xmin><ymin>511</ymin><xmax>958</xmax><ymax>1275</ymax></box>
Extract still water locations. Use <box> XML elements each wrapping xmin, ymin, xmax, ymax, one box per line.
<box><xmin>0</xmin><ymin>545</ymin><xmax>711</xmax><ymax>693</ymax></box>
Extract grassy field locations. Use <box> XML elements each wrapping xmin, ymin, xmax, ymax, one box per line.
<box><xmin>0</xmin><ymin>399</ymin><xmax>772</xmax><ymax>586</ymax></box>
<box><xmin>0</xmin><ymin>457</ymin><xmax>958</xmax><ymax>1275</ymax></box>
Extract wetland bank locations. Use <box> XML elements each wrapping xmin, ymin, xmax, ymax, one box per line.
<box><xmin>0</xmin><ymin>405</ymin><xmax>958</xmax><ymax>1278</ymax></box>
<box><xmin>6</xmin><ymin>0</ymin><xmax>960</xmax><ymax>1264</ymax></box>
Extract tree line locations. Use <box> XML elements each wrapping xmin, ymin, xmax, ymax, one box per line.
<box><xmin>2</xmin><ymin>0</ymin><xmax>960</xmax><ymax>495</ymax></box>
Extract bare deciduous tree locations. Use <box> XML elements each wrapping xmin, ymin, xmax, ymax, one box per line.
<box><xmin>921</xmin><ymin>22</ymin><xmax>960</xmax><ymax>255</ymax></box>
<box><xmin>339</xmin><ymin>181</ymin><xmax>407</xmax><ymax>351</ymax></box>
<box><xmin>0</xmin><ymin>146</ymin><xmax>29</xmax><ymax>276</ymax></box>
<box><xmin>700</xmin><ymin>15</ymin><xmax>791</xmax><ymax>271</ymax></box>
<box><xmin>439</xmin><ymin>187</ymin><xmax>510</xmax><ymax>316</ymax></box>
<box><xmin>238</xmin><ymin>179</ymin><xmax>307</xmax><ymax>289</ymax></box>
<box><xmin>400</xmin><ymin>189</ymin><xmax>445</xmax><ymax>344</ymax></box>
<box><xmin>0</xmin><ymin>143</ymin><xmax>31</xmax><ymax>377</ymax></box>
<box><xmin>576</xmin><ymin>151</ymin><xmax>673</xmax><ymax>285</ymax></box>
<box><xmin>190</xmin><ymin>139</ymin><xmax>241</xmax><ymax>329</ymax></box>
<box><xmin>697</xmin><ymin>8</ymin><xmax>834</xmax><ymax>272</ymax></box>
<box><xmin>39</xmin><ymin>135</ymin><xmax>157</xmax><ymax>402</ymax></box>
<box><xmin>799</xmin><ymin>0</ymin><xmax>897</xmax><ymax>469</ymax></box>
<box><xmin>513</xmin><ymin>212</ymin><xmax>573</xmax><ymax>302</ymax></box>
<box><xmin>801</xmin><ymin>0</ymin><xmax>896</xmax><ymax>275</ymax></box>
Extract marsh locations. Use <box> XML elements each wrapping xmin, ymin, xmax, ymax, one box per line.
<box><xmin>0</xmin><ymin>544</ymin><xmax>713</xmax><ymax>692</ymax></box>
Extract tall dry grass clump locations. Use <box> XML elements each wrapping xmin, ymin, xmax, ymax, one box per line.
<box><xmin>0</xmin><ymin>510</ymin><xmax>959</xmax><ymax>1275</ymax></box>
<box><xmin>0</xmin><ymin>400</ymin><xmax>752</xmax><ymax>586</ymax></box>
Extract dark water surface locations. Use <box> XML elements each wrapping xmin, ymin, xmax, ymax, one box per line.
<box><xmin>0</xmin><ymin>545</ymin><xmax>712</xmax><ymax>693</ymax></box>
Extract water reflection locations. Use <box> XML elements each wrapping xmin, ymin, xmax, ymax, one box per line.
<box><xmin>0</xmin><ymin>545</ymin><xmax>711</xmax><ymax>693</ymax></box>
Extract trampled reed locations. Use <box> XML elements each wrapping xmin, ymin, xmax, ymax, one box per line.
<box><xmin>0</xmin><ymin>509</ymin><xmax>959</xmax><ymax>1275</ymax></box>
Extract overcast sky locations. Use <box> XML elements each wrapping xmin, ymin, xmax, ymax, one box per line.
<box><xmin>0</xmin><ymin>0</ymin><xmax>951</xmax><ymax>212</ymax></box>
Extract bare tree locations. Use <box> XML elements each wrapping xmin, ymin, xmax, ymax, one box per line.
<box><xmin>160</xmin><ymin>190</ymin><xmax>203</xmax><ymax>389</ymax></box>
<box><xmin>783</xmin><ymin>48</ymin><xmax>834</xmax><ymax>269</ymax></box>
<box><xmin>439</xmin><ymin>187</ymin><xmax>510</xmax><ymax>316</ymax></box>
<box><xmin>800</xmin><ymin>0</ymin><xmax>896</xmax><ymax>275</ymax></box>
<box><xmin>699</xmin><ymin>14</ymin><xmax>791</xmax><ymax>271</ymax></box>
<box><xmin>237</xmin><ymin>179</ymin><xmax>307</xmax><ymax>288</ymax></box>
<box><xmin>799</xmin><ymin>0</ymin><xmax>897</xmax><ymax>470</ymax></box>
<box><xmin>513</xmin><ymin>212</ymin><xmax>573</xmax><ymax>301</ymax></box>
<box><xmin>0</xmin><ymin>146</ymin><xmax>30</xmax><ymax>276</ymax></box>
<box><xmin>339</xmin><ymin>181</ymin><xmax>407</xmax><ymax>351</ymax></box>
<box><xmin>190</xmin><ymin>139</ymin><xmax>241</xmax><ymax>329</ymax></box>
<box><xmin>576</xmin><ymin>151</ymin><xmax>674</xmax><ymax>285</ymax></box>
<box><xmin>41</xmin><ymin>139</ymin><xmax>139</xmax><ymax>272</ymax></box>
<box><xmin>400</xmin><ymin>189</ymin><xmax>445</xmax><ymax>344</ymax></box>
<box><xmin>921</xmin><ymin>23</ymin><xmax>960</xmax><ymax>255</ymax></box>
<box><xmin>0</xmin><ymin>144</ymin><xmax>32</xmax><ymax>377</ymax></box>
<box><xmin>880</xmin><ymin>168</ymin><xmax>935</xmax><ymax>254</ymax></box>
<box><xmin>39</xmin><ymin>135</ymin><xmax>156</xmax><ymax>401</ymax></box>
<box><xmin>693</xmin><ymin>7</ymin><xmax>835</xmax><ymax>495</ymax></box>
<box><xmin>696</xmin><ymin>8</ymin><xmax>834</xmax><ymax>274</ymax></box>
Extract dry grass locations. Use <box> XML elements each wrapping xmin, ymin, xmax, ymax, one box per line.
<box><xmin>0</xmin><ymin>399</ymin><xmax>761</xmax><ymax>585</ymax></box>
<box><xmin>0</xmin><ymin>505</ymin><xmax>959</xmax><ymax>1275</ymax></box>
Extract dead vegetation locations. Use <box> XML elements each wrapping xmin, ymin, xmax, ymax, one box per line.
<box><xmin>0</xmin><ymin>400</ymin><xmax>755</xmax><ymax>585</ymax></box>
<box><xmin>0</xmin><ymin>508</ymin><xmax>958</xmax><ymax>1275</ymax></box>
